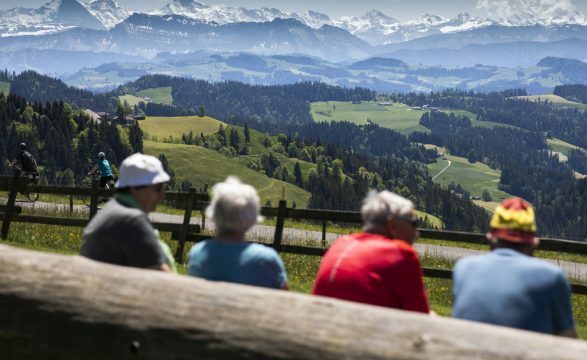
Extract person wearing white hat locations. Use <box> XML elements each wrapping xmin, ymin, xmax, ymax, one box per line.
<box><xmin>81</xmin><ymin>153</ymin><xmax>174</xmax><ymax>272</ymax></box>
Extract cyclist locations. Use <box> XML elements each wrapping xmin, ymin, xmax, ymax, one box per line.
<box><xmin>88</xmin><ymin>152</ymin><xmax>114</xmax><ymax>189</ymax></box>
<box><xmin>9</xmin><ymin>143</ymin><xmax>39</xmax><ymax>183</ymax></box>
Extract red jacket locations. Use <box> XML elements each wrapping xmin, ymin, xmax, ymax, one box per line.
<box><xmin>312</xmin><ymin>232</ymin><xmax>429</xmax><ymax>313</ymax></box>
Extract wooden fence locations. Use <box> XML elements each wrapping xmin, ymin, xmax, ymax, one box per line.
<box><xmin>1</xmin><ymin>172</ymin><xmax>586</xmax><ymax>294</ymax></box>
<box><xmin>4</xmin><ymin>244</ymin><xmax>587</xmax><ymax>359</ymax></box>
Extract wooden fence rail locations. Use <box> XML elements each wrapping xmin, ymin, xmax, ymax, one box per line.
<box><xmin>3</xmin><ymin>244</ymin><xmax>587</xmax><ymax>360</ymax></box>
<box><xmin>1</xmin><ymin>175</ymin><xmax>586</xmax><ymax>290</ymax></box>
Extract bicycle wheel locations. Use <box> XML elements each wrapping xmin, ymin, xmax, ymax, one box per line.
<box><xmin>25</xmin><ymin>182</ymin><xmax>39</xmax><ymax>202</ymax></box>
<box><xmin>76</xmin><ymin>194</ymin><xmax>91</xmax><ymax>207</ymax></box>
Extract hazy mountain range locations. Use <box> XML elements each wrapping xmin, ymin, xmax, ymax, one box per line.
<box><xmin>55</xmin><ymin>53</ymin><xmax>587</xmax><ymax>95</ymax></box>
<box><xmin>2</xmin><ymin>0</ymin><xmax>587</xmax><ymax>92</ymax></box>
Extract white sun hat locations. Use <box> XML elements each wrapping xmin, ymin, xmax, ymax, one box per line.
<box><xmin>115</xmin><ymin>153</ymin><xmax>170</xmax><ymax>188</ymax></box>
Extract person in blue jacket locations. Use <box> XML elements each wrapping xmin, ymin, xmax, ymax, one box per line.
<box><xmin>89</xmin><ymin>152</ymin><xmax>114</xmax><ymax>188</ymax></box>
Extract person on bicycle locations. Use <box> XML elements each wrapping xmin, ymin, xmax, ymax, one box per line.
<box><xmin>9</xmin><ymin>143</ymin><xmax>39</xmax><ymax>183</ymax></box>
<box><xmin>89</xmin><ymin>152</ymin><xmax>114</xmax><ymax>189</ymax></box>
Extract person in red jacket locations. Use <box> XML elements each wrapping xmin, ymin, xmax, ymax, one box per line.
<box><xmin>312</xmin><ymin>190</ymin><xmax>429</xmax><ymax>313</ymax></box>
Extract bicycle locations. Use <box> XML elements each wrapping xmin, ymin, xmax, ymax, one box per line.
<box><xmin>20</xmin><ymin>171</ymin><xmax>40</xmax><ymax>202</ymax></box>
<box><xmin>77</xmin><ymin>173</ymin><xmax>115</xmax><ymax>207</ymax></box>
<box><xmin>7</xmin><ymin>162</ymin><xmax>40</xmax><ymax>202</ymax></box>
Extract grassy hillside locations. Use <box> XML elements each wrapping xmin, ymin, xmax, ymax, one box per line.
<box><xmin>447</xmin><ymin>109</ymin><xmax>518</xmax><ymax>129</ymax></box>
<box><xmin>514</xmin><ymin>94</ymin><xmax>587</xmax><ymax>110</ymax></box>
<box><xmin>0</xmin><ymin>81</ymin><xmax>9</xmax><ymax>95</ymax></box>
<box><xmin>311</xmin><ymin>101</ymin><xmax>429</xmax><ymax>135</ymax></box>
<box><xmin>140</xmin><ymin>116</ymin><xmax>224</xmax><ymax>141</ymax></box>
<box><xmin>311</xmin><ymin>101</ymin><xmax>517</xmax><ymax>135</ymax></box>
<box><xmin>144</xmin><ymin>141</ymin><xmax>311</xmax><ymax>207</ymax></box>
<box><xmin>136</xmin><ymin>87</ymin><xmax>173</xmax><ymax>105</ymax></box>
<box><xmin>119</xmin><ymin>94</ymin><xmax>146</xmax><ymax>107</ymax></box>
<box><xmin>547</xmin><ymin>138</ymin><xmax>587</xmax><ymax>156</ymax></box>
<box><xmin>427</xmin><ymin>153</ymin><xmax>510</xmax><ymax>203</ymax></box>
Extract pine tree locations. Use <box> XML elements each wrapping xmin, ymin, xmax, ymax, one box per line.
<box><xmin>158</xmin><ymin>153</ymin><xmax>176</xmax><ymax>190</ymax></box>
<box><xmin>128</xmin><ymin>122</ymin><xmax>144</xmax><ymax>153</ymax></box>
<box><xmin>294</xmin><ymin>161</ymin><xmax>303</xmax><ymax>186</ymax></box>
<box><xmin>244</xmin><ymin>123</ymin><xmax>251</xmax><ymax>144</ymax></box>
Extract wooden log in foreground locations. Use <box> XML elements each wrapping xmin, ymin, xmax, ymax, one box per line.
<box><xmin>0</xmin><ymin>245</ymin><xmax>585</xmax><ymax>360</ymax></box>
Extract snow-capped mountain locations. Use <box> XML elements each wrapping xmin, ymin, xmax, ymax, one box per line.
<box><xmin>2</xmin><ymin>0</ymin><xmax>587</xmax><ymax>46</ymax></box>
<box><xmin>83</xmin><ymin>0</ymin><xmax>129</xmax><ymax>29</ymax></box>
<box><xmin>0</xmin><ymin>0</ymin><xmax>103</xmax><ymax>36</ymax></box>
<box><xmin>153</xmin><ymin>1</ymin><xmax>497</xmax><ymax>45</ymax></box>
<box><xmin>0</xmin><ymin>0</ymin><xmax>128</xmax><ymax>37</ymax></box>
<box><xmin>155</xmin><ymin>0</ymin><xmax>332</xmax><ymax>29</ymax></box>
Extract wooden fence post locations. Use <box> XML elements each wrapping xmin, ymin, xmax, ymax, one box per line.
<box><xmin>1</xmin><ymin>169</ymin><xmax>21</xmax><ymax>239</ymax></box>
<box><xmin>175</xmin><ymin>188</ymin><xmax>195</xmax><ymax>263</ymax></box>
<box><xmin>321</xmin><ymin>221</ymin><xmax>327</xmax><ymax>246</ymax></box>
<box><xmin>69</xmin><ymin>195</ymin><xmax>74</xmax><ymax>214</ymax></box>
<box><xmin>89</xmin><ymin>178</ymin><xmax>99</xmax><ymax>220</ymax></box>
<box><xmin>273</xmin><ymin>200</ymin><xmax>287</xmax><ymax>251</ymax></box>
<box><xmin>201</xmin><ymin>183</ymin><xmax>208</xmax><ymax>230</ymax></box>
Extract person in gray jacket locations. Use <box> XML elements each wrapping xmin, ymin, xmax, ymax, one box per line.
<box><xmin>81</xmin><ymin>153</ymin><xmax>174</xmax><ymax>272</ymax></box>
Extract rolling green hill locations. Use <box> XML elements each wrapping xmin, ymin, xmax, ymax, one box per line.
<box><xmin>311</xmin><ymin>101</ymin><xmax>428</xmax><ymax>135</ymax></box>
<box><xmin>140</xmin><ymin>116</ymin><xmax>224</xmax><ymax>141</ymax></box>
<box><xmin>547</xmin><ymin>138</ymin><xmax>587</xmax><ymax>156</ymax></box>
<box><xmin>119</xmin><ymin>87</ymin><xmax>173</xmax><ymax>107</ymax></box>
<box><xmin>0</xmin><ymin>81</ymin><xmax>10</xmax><ymax>95</ymax></box>
<box><xmin>311</xmin><ymin>101</ymin><xmax>518</xmax><ymax>135</ymax></box>
<box><xmin>144</xmin><ymin>141</ymin><xmax>311</xmax><ymax>207</ymax></box>
<box><xmin>427</xmin><ymin>153</ymin><xmax>511</xmax><ymax>205</ymax></box>
<box><xmin>119</xmin><ymin>94</ymin><xmax>147</xmax><ymax>107</ymax></box>
<box><xmin>136</xmin><ymin>87</ymin><xmax>173</xmax><ymax>105</ymax></box>
<box><xmin>514</xmin><ymin>94</ymin><xmax>587</xmax><ymax>110</ymax></box>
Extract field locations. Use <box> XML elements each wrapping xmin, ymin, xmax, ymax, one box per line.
<box><xmin>427</xmin><ymin>153</ymin><xmax>510</xmax><ymax>202</ymax></box>
<box><xmin>514</xmin><ymin>94</ymin><xmax>587</xmax><ymax>110</ymax></box>
<box><xmin>311</xmin><ymin>101</ymin><xmax>518</xmax><ymax>135</ymax></box>
<box><xmin>144</xmin><ymin>141</ymin><xmax>311</xmax><ymax>207</ymax></box>
<box><xmin>140</xmin><ymin>116</ymin><xmax>224</xmax><ymax>141</ymax></box>
<box><xmin>0</xmin><ymin>81</ymin><xmax>9</xmax><ymax>95</ymax></box>
<box><xmin>136</xmin><ymin>87</ymin><xmax>173</xmax><ymax>105</ymax></box>
<box><xmin>119</xmin><ymin>94</ymin><xmax>147</xmax><ymax>107</ymax></box>
<box><xmin>547</xmin><ymin>138</ymin><xmax>587</xmax><ymax>156</ymax></box>
<box><xmin>447</xmin><ymin>109</ymin><xmax>518</xmax><ymax>129</ymax></box>
<box><xmin>311</xmin><ymin>101</ymin><xmax>429</xmax><ymax>135</ymax></box>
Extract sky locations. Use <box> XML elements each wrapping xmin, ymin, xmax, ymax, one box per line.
<box><xmin>1</xmin><ymin>0</ymin><xmax>587</xmax><ymax>21</ymax></box>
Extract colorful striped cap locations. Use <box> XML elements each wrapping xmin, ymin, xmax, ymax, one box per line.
<box><xmin>489</xmin><ymin>197</ymin><xmax>537</xmax><ymax>244</ymax></box>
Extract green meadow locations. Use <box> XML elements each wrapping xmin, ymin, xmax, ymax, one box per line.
<box><xmin>311</xmin><ymin>101</ymin><xmax>429</xmax><ymax>135</ymax></box>
<box><xmin>119</xmin><ymin>94</ymin><xmax>146</xmax><ymax>107</ymax></box>
<box><xmin>515</xmin><ymin>94</ymin><xmax>587</xmax><ymax>110</ymax></box>
<box><xmin>144</xmin><ymin>141</ymin><xmax>311</xmax><ymax>207</ymax></box>
<box><xmin>0</xmin><ymin>81</ymin><xmax>10</xmax><ymax>95</ymax></box>
<box><xmin>427</xmin><ymin>154</ymin><xmax>510</xmax><ymax>203</ymax></box>
<box><xmin>547</xmin><ymin>138</ymin><xmax>587</xmax><ymax>156</ymax></box>
<box><xmin>311</xmin><ymin>101</ymin><xmax>519</xmax><ymax>135</ymax></box>
<box><xmin>141</xmin><ymin>116</ymin><xmax>225</xmax><ymax>140</ymax></box>
<box><xmin>136</xmin><ymin>87</ymin><xmax>173</xmax><ymax>105</ymax></box>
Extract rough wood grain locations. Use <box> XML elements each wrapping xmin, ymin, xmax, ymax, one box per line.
<box><xmin>0</xmin><ymin>245</ymin><xmax>585</xmax><ymax>359</ymax></box>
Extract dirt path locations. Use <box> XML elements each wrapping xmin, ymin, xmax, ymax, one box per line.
<box><xmin>432</xmin><ymin>160</ymin><xmax>451</xmax><ymax>181</ymax></box>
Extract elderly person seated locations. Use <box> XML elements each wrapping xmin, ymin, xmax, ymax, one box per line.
<box><xmin>81</xmin><ymin>153</ymin><xmax>176</xmax><ymax>272</ymax></box>
<box><xmin>312</xmin><ymin>190</ymin><xmax>429</xmax><ymax>313</ymax></box>
<box><xmin>187</xmin><ymin>177</ymin><xmax>289</xmax><ymax>289</ymax></box>
<box><xmin>452</xmin><ymin>197</ymin><xmax>577</xmax><ymax>338</ymax></box>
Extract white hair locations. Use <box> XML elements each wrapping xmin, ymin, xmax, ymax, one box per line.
<box><xmin>361</xmin><ymin>190</ymin><xmax>414</xmax><ymax>233</ymax></box>
<box><xmin>206</xmin><ymin>177</ymin><xmax>263</xmax><ymax>234</ymax></box>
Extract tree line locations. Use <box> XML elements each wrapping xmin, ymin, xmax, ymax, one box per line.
<box><xmin>0</xmin><ymin>93</ymin><xmax>140</xmax><ymax>185</ymax></box>
<box><xmin>409</xmin><ymin>110</ymin><xmax>587</xmax><ymax>239</ymax></box>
